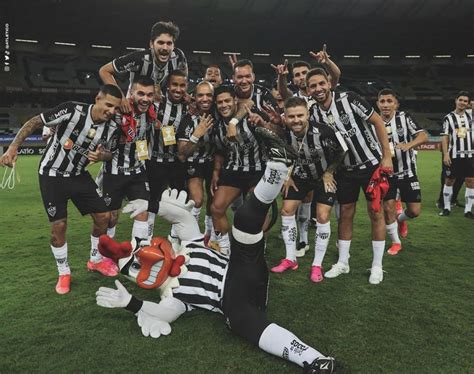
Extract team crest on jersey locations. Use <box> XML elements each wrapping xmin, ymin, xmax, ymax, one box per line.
<box><xmin>327</xmin><ymin>114</ymin><xmax>336</xmax><ymax>125</ymax></box>
<box><xmin>340</xmin><ymin>113</ymin><xmax>350</xmax><ymax>125</ymax></box>
<box><xmin>72</xmin><ymin>129</ymin><xmax>80</xmax><ymax>136</ymax></box>
<box><xmin>87</xmin><ymin>128</ymin><xmax>97</xmax><ymax>139</ymax></box>
<box><xmin>47</xmin><ymin>205</ymin><xmax>56</xmax><ymax>217</ymax></box>
<box><xmin>63</xmin><ymin>138</ymin><xmax>74</xmax><ymax>150</ymax></box>
<box><xmin>104</xmin><ymin>196</ymin><xmax>112</xmax><ymax>206</ymax></box>
<box><xmin>397</xmin><ymin>127</ymin><xmax>404</xmax><ymax>137</ymax></box>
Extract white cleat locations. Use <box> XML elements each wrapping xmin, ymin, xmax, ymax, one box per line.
<box><xmin>295</xmin><ymin>242</ymin><xmax>310</xmax><ymax>257</ymax></box>
<box><xmin>324</xmin><ymin>262</ymin><xmax>350</xmax><ymax>278</ymax></box>
<box><xmin>369</xmin><ymin>265</ymin><xmax>384</xmax><ymax>285</ymax></box>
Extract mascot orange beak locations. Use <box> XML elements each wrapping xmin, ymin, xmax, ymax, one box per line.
<box><xmin>136</xmin><ymin>237</ymin><xmax>174</xmax><ymax>289</ymax></box>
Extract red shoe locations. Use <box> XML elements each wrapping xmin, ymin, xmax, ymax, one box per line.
<box><xmin>87</xmin><ymin>259</ymin><xmax>118</xmax><ymax>277</ymax></box>
<box><xmin>55</xmin><ymin>274</ymin><xmax>71</xmax><ymax>294</ymax></box>
<box><xmin>387</xmin><ymin>243</ymin><xmax>402</xmax><ymax>255</ymax></box>
<box><xmin>397</xmin><ymin>214</ymin><xmax>408</xmax><ymax>238</ymax></box>
<box><xmin>310</xmin><ymin>266</ymin><xmax>324</xmax><ymax>283</ymax></box>
<box><xmin>395</xmin><ymin>200</ymin><xmax>403</xmax><ymax>215</ymax></box>
<box><xmin>270</xmin><ymin>258</ymin><xmax>298</xmax><ymax>273</ymax></box>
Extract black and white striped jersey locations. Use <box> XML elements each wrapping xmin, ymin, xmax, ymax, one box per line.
<box><xmin>173</xmin><ymin>244</ymin><xmax>229</xmax><ymax>314</ymax></box>
<box><xmin>149</xmin><ymin>94</ymin><xmax>187</xmax><ymax>163</ymax></box>
<box><xmin>176</xmin><ymin>113</ymin><xmax>215</xmax><ymax>164</ymax></box>
<box><xmin>441</xmin><ymin>111</ymin><xmax>473</xmax><ymax>159</ymax></box>
<box><xmin>287</xmin><ymin>121</ymin><xmax>346</xmax><ymax>180</ymax></box>
<box><xmin>103</xmin><ymin>106</ymin><xmax>157</xmax><ymax>175</ymax></box>
<box><xmin>310</xmin><ymin>90</ymin><xmax>381</xmax><ymax>170</ymax></box>
<box><xmin>226</xmin><ymin>83</ymin><xmax>277</xmax><ymax>112</ymax></box>
<box><xmin>112</xmin><ymin>48</ymin><xmax>187</xmax><ymax>94</ymax></box>
<box><xmin>212</xmin><ymin>118</ymin><xmax>266</xmax><ymax>172</ymax></box>
<box><xmin>39</xmin><ymin>102</ymin><xmax>119</xmax><ymax>177</ymax></box>
<box><xmin>385</xmin><ymin>111</ymin><xmax>424</xmax><ymax>179</ymax></box>
<box><xmin>288</xmin><ymin>85</ymin><xmax>316</xmax><ymax>109</ymax></box>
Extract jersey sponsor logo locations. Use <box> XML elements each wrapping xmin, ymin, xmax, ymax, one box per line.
<box><xmin>50</xmin><ymin>108</ymin><xmax>68</xmax><ymax>121</ymax></box>
<box><xmin>351</xmin><ymin>99</ymin><xmax>368</xmax><ymax>113</ymax></box>
<box><xmin>71</xmin><ymin>143</ymin><xmax>90</xmax><ymax>157</ymax></box>
<box><xmin>122</xmin><ymin>61</ymin><xmax>139</xmax><ymax>71</ymax></box>
<box><xmin>340</xmin><ymin>127</ymin><xmax>357</xmax><ymax>139</ymax></box>
<box><xmin>363</xmin><ymin>129</ymin><xmax>377</xmax><ymax>150</ymax></box>
<box><xmin>63</xmin><ymin>138</ymin><xmax>74</xmax><ymax>150</ymax></box>
<box><xmin>47</xmin><ymin>204</ymin><xmax>56</xmax><ymax>217</ymax></box>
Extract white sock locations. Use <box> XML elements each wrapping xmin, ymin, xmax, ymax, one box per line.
<box><xmin>313</xmin><ymin>221</ymin><xmax>330</xmax><ymax>267</ymax></box>
<box><xmin>147</xmin><ymin>212</ymin><xmax>156</xmax><ymax>239</ymax></box>
<box><xmin>205</xmin><ymin>215</ymin><xmax>214</xmax><ymax>235</ymax></box>
<box><xmin>191</xmin><ymin>206</ymin><xmax>202</xmax><ymax>224</ymax></box>
<box><xmin>216</xmin><ymin>232</ymin><xmax>230</xmax><ymax>255</ymax></box>
<box><xmin>372</xmin><ymin>240</ymin><xmax>385</xmax><ymax>268</ymax></box>
<box><xmin>337</xmin><ymin>239</ymin><xmax>351</xmax><ymax>265</ymax></box>
<box><xmin>386</xmin><ymin>221</ymin><xmax>400</xmax><ymax>244</ymax></box>
<box><xmin>258</xmin><ymin>323</ymin><xmax>326</xmax><ymax>368</ymax></box>
<box><xmin>297</xmin><ymin>202</ymin><xmax>311</xmax><ymax>244</ymax></box>
<box><xmin>398</xmin><ymin>211</ymin><xmax>412</xmax><ymax>222</ymax></box>
<box><xmin>90</xmin><ymin>235</ymin><xmax>102</xmax><ymax>263</ymax></box>
<box><xmin>281</xmin><ymin>215</ymin><xmax>297</xmax><ymax>261</ymax></box>
<box><xmin>443</xmin><ymin>185</ymin><xmax>453</xmax><ymax>211</ymax></box>
<box><xmin>132</xmin><ymin>220</ymin><xmax>149</xmax><ymax>241</ymax></box>
<box><xmin>254</xmin><ymin>161</ymin><xmax>288</xmax><ymax>204</ymax></box>
<box><xmin>51</xmin><ymin>243</ymin><xmax>70</xmax><ymax>275</ymax></box>
<box><xmin>465</xmin><ymin>188</ymin><xmax>474</xmax><ymax>213</ymax></box>
<box><xmin>107</xmin><ymin>226</ymin><xmax>116</xmax><ymax>238</ymax></box>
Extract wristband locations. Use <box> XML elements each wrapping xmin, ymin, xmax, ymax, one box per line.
<box><xmin>229</xmin><ymin>118</ymin><xmax>239</xmax><ymax>126</ymax></box>
<box><xmin>125</xmin><ymin>296</ymin><xmax>144</xmax><ymax>313</ymax></box>
<box><xmin>190</xmin><ymin>135</ymin><xmax>199</xmax><ymax>144</ymax></box>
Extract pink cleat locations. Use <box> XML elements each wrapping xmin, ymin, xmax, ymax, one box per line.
<box><xmin>87</xmin><ymin>259</ymin><xmax>118</xmax><ymax>277</ymax></box>
<box><xmin>55</xmin><ymin>274</ymin><xmax>71</xmax><ymax>294</ymax></box>
<box><xmin>387</xmin><ymin>243</ymin><xmax>402</xmax><ymax>255</ymax></box>
<box><xmin>310</xmin><ymin>266</ymin><xmax>324</xmax><ymax>283</ymax></box>
<box><xmin>270</xmin><ymin>258</ymin><xmax>298</xmax><ymax>273</ymax></box>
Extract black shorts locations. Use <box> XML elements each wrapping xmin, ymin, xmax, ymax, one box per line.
<box><xmin>385</xmin><ymin>176</ymin><xmax>422</xmax><ymax>203</ymax></box>
<box><xmin>102</xmin><ymin>173</ymin><xmax>149</xmax><ymax>211</ymax></box>
<box><xmin>446</xmin><ymin>157</ymin><xmax>474</xmax><ymax>179</ymax></box>
<box><xmin>185</xmin><ymin>162</ymin><xmax>213</xmax><ymax>182</ymax></box>
<box><xmin>284</xmin><ymin>177</ymin><xmax>335</xmax><ymax>206</ymax></box>
<box><xmin>218</xmin><ymin>170</ymin><xmax>263</xmax><ymax>193</ymax></box>
<box><xmin>39</xmin><ymin>172</ymin><xmax>109</xmax><ymax>222</ymax></box>
<box><xmin>335</xmin><ymin>165</ymin><xmax>378</xmax><ymax>204</ymax></box>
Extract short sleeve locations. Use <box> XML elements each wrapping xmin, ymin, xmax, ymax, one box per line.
<box><xmin>112</xmin><ymin>50</ymin><xmax>146</xmax><ymax>74</ymax></box>
<box><xmin>347</xmin><ymin>91</ymin><xmax>374</xmax><ymax>120</ymax></box>
<box><xmin>40</xmin><ymin>101</ymin><xmax>75</xmax><ymax>127</ymax></box>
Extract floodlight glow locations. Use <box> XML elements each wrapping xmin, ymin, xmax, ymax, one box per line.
<box><xmin>283</xmin><ymin>54</ymin><xmax>301</xmax><ymax>57</ymax></box>
<box><xmin>223</xmin><ymin>52</ymin><xmax>241</xmax><ymax>55</ymax></box>
<box><xmin>434</xmin><ymin>55</ymin><xmax>451</xmax><ymax>58</ymax></box>
<box><xmin>405</xmin><ymin>55</ymin><xmax>421</xmax><ymax>58</ymax></box>
<box><xmin>126</xmin><ymin>47</ymin><xmax>145</xmax><ymax>51</ymax></box>
<box><xmin>54</xmin><ymin>42</ymin><xmax>76</xmax><ymax>46</ymax></box>
<box><xmin>374</xmin><ymin>55</ymin><xmax>390</xmax><ymax>59</ymax></box>
<box><xmin>92</xmin><ymin>44</ymin><xmax>112</xmax><ymax>49</ymax></box>
<box><xmin>344</xmin><ymin>55</ymin><xmax>360</xmax><ymax>58</ymax></box>
<box><xmin>15</xmin><ymin>39</ymin><xmax>38</xmax><ymax>43</ymax></box>
<box><xmin>193</xmin><ymin>50</ymin><xmax>212</xmax><ymax>54</ymax></box>
<box><xmin>253</xmin><ymin>53</ymin><xmax>270</xmax><ymax>56</ymax></box>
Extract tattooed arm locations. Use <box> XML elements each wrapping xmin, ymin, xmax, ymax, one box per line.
<box><xmin>0</xmin><ymin>115</ymin><xmax>43</xmax><ymax>167</ymax></box>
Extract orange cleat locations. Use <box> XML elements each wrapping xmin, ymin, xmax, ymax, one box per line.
<box><xmin>87</xmin><ymin>259</ymin><xmax>118</xmax><ymax>277</ymax></box>
<box><xmin>55</xmin><ymin>274</ymin><xmax>71</xmax><ymax>294</ymax></box>
<box><xmin>387</xmin><ymin>243</ymin><xmax>402</xmax><ymax>255</ymax></box>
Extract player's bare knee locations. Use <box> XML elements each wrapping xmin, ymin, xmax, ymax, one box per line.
<box><xmin>92</xmin><ymin>212</ymin><xmax>110</xmax><ymax>229</ymax></box>
<box><xmin>210</xmin><ymin>202</ymin><xmax>225</xmax><ymax>218</ymax></box>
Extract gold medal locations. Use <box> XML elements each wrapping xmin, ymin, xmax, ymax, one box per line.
<box><xmin>327</xmin><ymin>114</ymin><xmax>335</xmax><ymax>126</ymax></box>
<box><xmin>135</xmin><ymin>140</ymin><xmax>149</xmax><ymax>160</ymax></box>
<box><xmin>87</xmin><ymin>128</ymin><xmax>96</xmax><ymax>139</ymax></box>
<box><xmin>457</xmin><ymin>127</ymin><xmax>467</xmax><ymax>139</ymax></box>
<box><xmin>161</xmin><ymin>126</ymin><xmax>176</xmax><ymax>146</ymax></box>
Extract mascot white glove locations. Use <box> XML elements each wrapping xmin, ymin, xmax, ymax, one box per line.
<box><xmin>137</xmin><ymin>311</ymin><xmax>172</xmax><ymax>338</ymax></box>
<box><xmin>96</xmin><ymin>280</ymin><xmax>133</xmax><ymax>308</ymax></box>
<box><xmin>122</xmin><ymin>199</ymin><xmax>149</xmax><ymax>219</ymax></box>
<box><xmin>158</xmin><ymin>189</ymin><xmax>202</xmax><ymax>241</ymax></box>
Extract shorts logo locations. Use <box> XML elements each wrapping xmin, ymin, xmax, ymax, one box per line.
<box><xmin>340</xmin><ymin>113</ymin><xmax>350</xmax><ymax>125</ymax></box>
<box><xmin>63</xmin><ymin>138</ymin><xmax>74</xmax><ymax>150</ymax></box>
<box><xmin>104</xmin><ymin>196</ymin><xmax>112</xmax><ymax>206</ymax></box>
<box><xmin>410</xmin><ymin>181</ymin><xmax>420</xmax><ymax>190</ymax></box>
<box><xmin>187</xmin><ymin>166</ymin><xmax>195</xmax><ymax>176</ymax></box>
<box><xmin>446</xmin><ymin>169</ymin><xmax>451</xmax><ymax>176</ymax></box>
<box><xmin>47</xmin><ymin>205</ymin><xmax>56</xmax><ymax>217</ymax></box>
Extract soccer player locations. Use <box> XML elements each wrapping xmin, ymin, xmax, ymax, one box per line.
<box><xmin>96</xmin><ymin>130</ymin><xmax>335</xmax><ymax>373</ymax></box>
<box><xmin>0</xmin><ymin>85</ymin><xmax>123</xmax><ymax>294</ymax></box>
<box><xmin>101</xmin><ymin>77</ymin><xmax>158</xmax><ymax>242</ymax></box>
<box><xmin>146</xmin><ymin>70</ymin><xmax>188</xmax><ymax>238</ymax></box>
<box><xmin>203</xmin><ymin>64</ymin><xmax>223</xmax><ymax>88</ymax></box>
<box><xmin>309</xmin><ymin>68</ymin><xmax>393</xmax><ymax>284</ymax></box>
<box><xmin>99</xmin><ymin>21</ymin><xmax>187</xmax><ymax>113</ymax></box>
<box><xmin>439</xmin><ymin>91</ymin><xmax>474</xmax><ymax>218</ymax></box>
<box><xmin>210</xmin><ymin>86</ymin><xmax>280</xmax><ymax>255</ymax></box>
<box><xmin>377</xmin><ymin>89</ymin><xmax>428</xmax><ymax>255</ymax></box>
<box><xmin>177</xmin><ymin>81</ymin><xmax>215</xmax><ymax>241</ymax></box>
<box><xmin>271</xmin><ymin>98</ymin><xmax>346</xmax><ymax>283</ymax></box>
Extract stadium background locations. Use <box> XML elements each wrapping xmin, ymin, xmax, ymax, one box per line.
<box><xmin>0</xmin><ymin>1</ymin><xmax>473</xmax><ymax>373</ymax></box>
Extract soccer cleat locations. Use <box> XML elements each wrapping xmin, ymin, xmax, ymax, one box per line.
<box><xmin>270</xmin><ymin>258</ymin><xmax>298</xmax><ymax>273</ymax></box>
<box><xmin>439</xmin><ymin>209</ymin><xmax>450</xmax><ymax>216</ymax></box>
<box><xmin>369</xmin><ymin>265</ymin><xmax>384</xmax><ymax>285</ymax></box>
<box><xmin>295</xmin><ymin>241</ymin><xmax>310</xmax><ymax>257</ymax></box>
<box><xmin>254</xmin><ymin>127</ymin><xmax>299</xmax><ymax>166</ymax></box>
<box><xmin>55</xmin><ymin>274</ymin><xmax>71</xmax><ymax>294</ymax></box>
<box><xmin>87</xmin><ymin>259</ymin><xmax>118</xmax><ymax>277</ymax></box>
<box><xmin>324</xmin><ymin>262</ymin><xmax>349</xmax><ymax>278</ymax></box>
<box><xmin>303</xmin><ymin>357</ymin><xmax>335</xmax><ymax>374</ymax></box>
<box><xmin>310</xmin><ymin>266</ymin><xmax>324</xmax><ymax>283</ymax></box>
<box><xmin>464</xmin><ymin>212</ymin><xmax>474</xmax><ymax>219</ymax></box>
<box><xmin>435</xmin><ymin>200</ymin><xmax>443</xmax><ymax>209</ymax></box>
<box><xmin>397</xmin><ymin>214</ymin><xmax>408</xmax><ymax>238</ymax></box>
<box><xmin>387</xmin><ymin>243</ymin><xmax>402</xmax><ymax>255</ymax></box>
<box><xmin>452</xmin><ymin>199</ymin><xmax>464</xmax><ymax>208</ymax></box>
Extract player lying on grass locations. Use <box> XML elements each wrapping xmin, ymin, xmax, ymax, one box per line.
<box><xmin>95</xmin><ymin>128</ymin><xmax>335</xmax><ymax>374</ymax></box>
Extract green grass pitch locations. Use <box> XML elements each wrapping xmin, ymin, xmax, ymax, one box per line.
<box><xmin>0</xmin><ymin>151</ymin><xmax>472</xmax><ymax>373</ymax></box>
